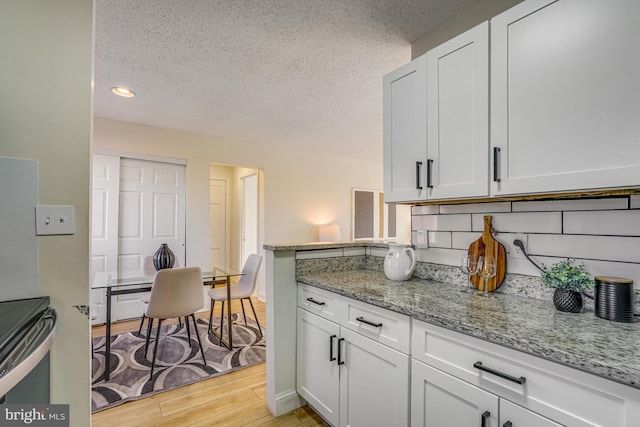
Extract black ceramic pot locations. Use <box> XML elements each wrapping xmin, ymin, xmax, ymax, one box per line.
<box><xmin>153</xmin><ymin>243</ymin><xmax>175</xmax><ymax>271</ymax></box>
<box><xmin>553</xmin><ymin>289</ymin><xmax>583</xmax><ymax>313</ymax></box>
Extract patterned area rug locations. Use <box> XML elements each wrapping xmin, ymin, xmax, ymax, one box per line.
<box><xmin>91</xmin><ymin>313</ymin><xmax>265</xmax><ymax>412</ymax></box>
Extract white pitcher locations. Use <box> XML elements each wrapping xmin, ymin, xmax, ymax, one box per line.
<box><xmin>384</xmin><ymin>244</ymin><xmax>417</xmax><ymax>281</ymax></box>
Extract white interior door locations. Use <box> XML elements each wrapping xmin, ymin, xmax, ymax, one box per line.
<box><xmin>115</xmin><ymin>158</ymin><xmax>186</xmax><ymax>321</ymax></box>
<box><xmin>241</xmin><ymin>173</ymin><xmax>258</xmax><ymax>262</ymax></box>
<box><xmin>209</xmin><ymin>178</ymin><xmax>228</xmax><ymax>267</ymax></box>
<box><xmin>241</xmin><ymin>172</ymin><xmax>260</xmax><ymax>297</ymax></box>
<box><xmin>90</xmin><ymin>154</ymin><xmax>120</xmax><ymax>324</ymax></box>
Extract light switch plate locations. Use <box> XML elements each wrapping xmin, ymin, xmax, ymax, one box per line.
<box><xmin>35</xmin><ymin>205</ymin><xmax>76</xmax><ymax>235</ymax></box>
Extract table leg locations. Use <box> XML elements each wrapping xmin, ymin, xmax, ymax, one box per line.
<box><xmin>226</xmin><ymin>275</ymin><xmax>233</xmax><ymax>349</ymax></box>
<box><xmin>104</xmin><ymin>287</ymin><xmax>112</xmax><ymax>381</ymax></box>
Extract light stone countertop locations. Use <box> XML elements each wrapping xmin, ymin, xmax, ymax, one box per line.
<box><xmin>297</xmin><ymin>269</ymin><xmax>640</xmax><ymax>390</ymax></box>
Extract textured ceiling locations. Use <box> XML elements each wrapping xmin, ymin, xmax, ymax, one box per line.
<box><xmin>94</xmin><ymin>0</ymin><xmax>480</xmax><ymax>161</ymax></box>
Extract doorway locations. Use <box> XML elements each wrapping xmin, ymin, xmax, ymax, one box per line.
<box><xmin>209</xmin><ymin>165</ymin><xmax>262</xmax><ymax>298</ymax></box>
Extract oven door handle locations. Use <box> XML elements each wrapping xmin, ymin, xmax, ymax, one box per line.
<box><xmin>0</xmin><ymin>308</ymin><xmax>57</xmax><ymax>398</ymax></box>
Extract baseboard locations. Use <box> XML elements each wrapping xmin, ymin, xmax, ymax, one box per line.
<box><xmin>269</xmin><ymin>389</ymin><xmax>306</xmax><ymax>417</ymax></box>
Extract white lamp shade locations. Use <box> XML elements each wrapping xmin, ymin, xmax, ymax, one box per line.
<box><xmin>319</xmin><ymin>224</ymin><xmax>341</xmax><ymax>242</ymax></box>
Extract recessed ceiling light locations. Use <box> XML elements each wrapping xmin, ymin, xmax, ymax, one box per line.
<box><xmin>110</xmin><ymin>87</ymin><xmax>135</xmax><ymax>98</ymax></box>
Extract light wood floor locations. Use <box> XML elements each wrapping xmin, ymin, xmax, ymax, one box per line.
<box><xmin>91</xmin><ymin>297</ymin><xmax>329</xmax><ymax>427</ymax></box>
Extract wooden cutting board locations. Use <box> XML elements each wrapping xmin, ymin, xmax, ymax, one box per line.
<box><xmin>468</xmin><ymin>215</ymin><xmax>506</xmax><ymax>292</ymax></box>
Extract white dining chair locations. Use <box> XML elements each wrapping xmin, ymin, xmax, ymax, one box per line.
<box><xmin>137</xmin><ymin>255</ymin><xmax>180</xmax><ymax>336</ymax></box>
<box><xmin>207</xmin><ymin>254</ymin><xmax>263</xmax><ymax>342</ymax></box>
<box><xmin>144</xmin><ymin>266</ymin><xmax>206</xmax><ymax>379</ymax></box>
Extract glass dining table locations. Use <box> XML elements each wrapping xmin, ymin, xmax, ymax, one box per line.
<box><xmin>92</xmin><ymin>265</ymin><xmax>243</xmax><ymax>381</ymax></box>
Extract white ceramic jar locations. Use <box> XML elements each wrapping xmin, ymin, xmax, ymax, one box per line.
<box><xmin>384</xmin><ymin>244</ymin><xmax>417</xmax><ymax>281</ymax></box>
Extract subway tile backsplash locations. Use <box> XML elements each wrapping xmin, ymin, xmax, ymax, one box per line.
<box><xmin>412</xmin><ymin>196</ymin><xmax>640</xmax><ymax>287</ymax></box>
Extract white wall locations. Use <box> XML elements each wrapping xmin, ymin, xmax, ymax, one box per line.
<box><xmin>94</xmin><ymin>118</ymin><xmax>384</xmax><ymax>263</ymax></box>
<box><xmin>0</xmin><ymin>1</ymin><xmax>92</xmax><ymax>425</ymax></box>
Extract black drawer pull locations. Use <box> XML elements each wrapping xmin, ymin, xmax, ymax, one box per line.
<box><xmin>355</xmin><ymin>316</ymin><xmax>382</xmax><ymax>328</ymax></box>
<box><xmin>416</xmin><ymin>161</ymin><xmax>423</xmax><ymax>190</ymax></box>
<box><xmin>474</xmin><ymin>361</ymin><xmax>526</xmax><ymax>385</ymax></box>
<box><xmin>503</xmin><ymin>422</ymin><xmax>512</xmax><ymax>427</ymax></box>
<box><xmin>493</xmin><ymin>147</ymin><xmax>501</xmax><ymax>182</ymax></box>
<box><xmin>337</xmin><ymin>337</ymin><xmax>345</xmax><ymax>365</ymax></box>
<box><xmin>481</xmin><ymin>411</ymin><xmax>491</xmax><ymax>427</ymax></box>
<box><xmin>306</xmin><ymin>297</ymin><xmax>325</xmax><ymax>306</ymax></box>
<box><xmin>426</xmin><ymin>159</ymin><xmax>434</xmax><ymax>188</ymax></box>
<box><xmin>329</xmin><ymin>334</ymin><xmax>337</xmax><ymax>362</ymax></box>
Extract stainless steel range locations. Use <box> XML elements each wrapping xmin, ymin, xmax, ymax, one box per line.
<box><xmin>0</xmin><ymin>297</ymin><xmax>57</xmax><ymax>403</ymax></box>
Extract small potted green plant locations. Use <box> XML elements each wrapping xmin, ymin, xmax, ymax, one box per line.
<box><xmin>540</xmin><ymin>258</ymin><xmax>594</xmax><ymax>313</ymax></box>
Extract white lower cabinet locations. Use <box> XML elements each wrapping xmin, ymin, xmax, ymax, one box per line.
<box><xmin>339</xmin><ymin>328</ymin><xmax>409</xmax><ymax>427</ymax></box>
<box><xmin>412</xmin><ymin>319</ymin><xmax>640</xmax><ymax>427</ymax></box>
<box><xmin>297</xmin><ymin>285</ymin><xmax>640</xmax><ymax>426</ymax></box>
<box><xmin>297</xmin><ymin>308</ymin><xmax>340</xmax><ymax>425</ymax></box>
<box><xmin>296</xmin><ymin>286</ymin><xmax>410</xmax><ymax>427</ymax></box>
<box><xmin>412</xmin><ymin>360</ymin><xmax>560</xmax><ymax>427</ymax></box>
<box><xmin>412</xmin><ymin>359</ymin><xmax>498</xmax><ymax>427</ymax></box>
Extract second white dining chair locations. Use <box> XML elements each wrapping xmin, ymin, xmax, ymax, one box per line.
<box><xmin>207</xmin><ymin>254</ymin><xmax>263</xmax><ymax>343</ymax></box>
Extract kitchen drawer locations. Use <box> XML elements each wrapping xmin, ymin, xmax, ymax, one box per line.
<box><xmin>342</xmin><ymin>296</ymin><xmax>410</xmax><ymax>354</ymax></box>
<box><xmin>297</xmin><ymin>283</ymin><xmax>342</xmax><ymax>323</ymax></box>
<box><xmin>412</xmin><ymin>319</ymin><xmax>640</xmax><ymax>427</ymax></box>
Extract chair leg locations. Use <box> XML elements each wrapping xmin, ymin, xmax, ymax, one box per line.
<box><xmin>208</xmin><ymin>300</ymin><xmax>215</xmax><ymax>332</ymax></box>
<box><xmin>219</xmin><ymin>301</ymin><xmax>225</xmax><ymax>345</ymax></box>
<box><xmin>137</xmin><ymin>314</ymin><xmax>146</xmax><ymax>337</ymax></box>
<box><xmin>150</xmin><ymin>319</ymin><xmax>163</xmax><ymax>380</ymax></box>
<box><xmin>178</xmin><ymin>317</ymin><xmax>183</xmax><ymax>328</ymax></box>
<box><xmin>185</xmin><ymin>316</ymin><xmax>191</xmax><ymax>343</ymax></box>
<box><xmin>240</xmin><ymin>299</ymin><xmax>248</xmax><ymax>326</ymax></box>
<box><xmin>247</xmin><ymin>298</ymin><xmax>263</xmax><ymax>338</ymax></box>
<box><xmin>145</xmin><ymin>317</ymin><xmax>154</xmax><ymax>357</ymax></box>
<box><xmin>191</xmin><ymin>314</ymin><xmax>206</xmax><ymax>365</ymax></box>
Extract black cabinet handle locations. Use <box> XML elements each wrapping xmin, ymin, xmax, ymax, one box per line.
<box><xmin>416</xmin><ymin>161</ymin><xmax>423</xmax><ymax>190</ymax></box>
<box><xmin>337</xmin><ymin>337</ymin><xmax>345</xmax><ymax>365</ymax></box>
<box><xmin>356</xmin><ymin>316</ymin><xmax>382</xmax><ymax>328</ymax></box>
<box><xmin>426</xmin><ymin>159</ymin><xmax>434</xmax><ymax>188</ymax></box>
<box><xmin>493</xmin><ymin>147</ymin><xmax>501</xmax><ymax>182</ymax></box>
<box><xmin>329</xmin><ymin>334</ymin><xmax>337</xmax><ymax>362</ymax></box>
<box><xmin>481</xmin><ymin>411</ymin><xmax>491</xmax><ymax>427</ymax></box>
<box><xmin>474</xmin><ymin>361</ymin><xmax>526</xmax><ymax>385</ymax></box>
<box><xmin>306</xmin><ymin>297</ymin><xmax>325</xmax><ymax>306</ymax></box>
<box><xmin>503</xmin><ymin>422</ymin><xmax>513</xmax><ymax>427</ymax></box>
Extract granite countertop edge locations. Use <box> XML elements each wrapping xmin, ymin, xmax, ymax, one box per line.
<box><xmin>297</xmin><ymin>270</ymin><xmax>640</xmax><ymax>391</ymax></box>
<box><xmin>263</xmin><ymin>241</ymin><xmax>391</xmax><ymax>251</ymax></box>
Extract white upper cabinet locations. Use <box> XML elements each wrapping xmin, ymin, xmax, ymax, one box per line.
<box><xmin>383</xmin><ymin>56</ymin><xmax>428</xmax><ymax>203</ymax></box>
<box><xmin>383</xmin><ymin>21</ymin><xmax>489</xmax><ymax>203</ymax></box>
<box><xmin>427</xmin><ymin>21</ymin><xmax>489</xmax><ymax>200</ymax></box>
<box><xmin>491</xmin><ymin>0</ymin><xmax>640</xmax><ymax>196</ymax></box>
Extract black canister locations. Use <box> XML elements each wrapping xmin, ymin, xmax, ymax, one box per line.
<box><xmin>594</xmin><ymin>276</ymin><xmax>634</xmax><ymax>323</ymax></box>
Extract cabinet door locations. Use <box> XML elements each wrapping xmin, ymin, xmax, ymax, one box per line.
<box><xmin>297</xmin><ymin>308</ymin><xmax>340</xmax><ymax>426</ymax></box>
<box><xmin>500</xmin><ymin>399</ymin><xmax>562</xmax><ymax>427</ymax></box>
<box><xmin>491</xmin><ymin>0</ymin><xmax>640</xmax><ymax>196</ymax></box>
<box><xmin>412</xmin><ymin>360</ymin><xmax>499</xmax><ymax>427</ymax></box>
<box><xmin>427</xmin><ymin>21</ymin><xmax>489</xmax><ymax>200</ymax></box>
<box><xmin>383</xmin><ymin>56</ymin><xmax>428</xmax><ymax>203</ymax></box>
<box><xmin>339</xmin><ymin>328</ymin><xmax>410</xmax><ymax>427</ymax></box>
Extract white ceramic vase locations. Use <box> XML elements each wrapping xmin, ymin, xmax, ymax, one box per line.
<box><xmin>384</xmin><ymin>244</ymin><xmax>417</xmax><ymax>281</ymax></box>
